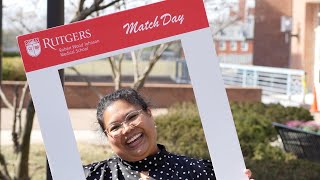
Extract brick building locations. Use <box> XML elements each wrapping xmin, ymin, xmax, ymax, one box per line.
<box><xmin>253</xmin><ymin>0</ymin><xmax>292</xmax><ymax>68</ymax></box>
<box><xmin>290</xmin><ymin>0</ymin><xmax>320</xmax><ymax>92</ymax></box>
<box><xmin>253</xmin><ymin>0</ymin><xmax>320</xmax><ymax>92</ymax></box>
<box><xmin>210</xmin><ymin>0</ymin><xmax>255</xmax><ymax>65</ymax></box>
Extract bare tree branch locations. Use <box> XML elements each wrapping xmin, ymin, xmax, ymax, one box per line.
<box><xmin>107</xmin><ymin>55</ymin><xmax>125</xmax><ymax>90</ymax></box>
<box><xmin>68</xmin><ymin>67</ymin><xmax>103</xmax><ymax>98</ymax></box>
<box><xmin>78</xmin><ymin>0</ymin><xmax>85</xmax><ymax>12</ymax></box>
<box><xmin>15</xmin><ymin>100</ymin><xmax>35</xmax><ymax>180</ymax></box>
<box><xmin>71</xmin><ymin>0</ymin><xmax>121</xmax><ymax>23</ymax></box>
<box><xmin>7</xmin><ymin>17</ymin><xmax>33</xmax><ymax>34</ymax></box>
<box><xmin>98</xmin><ymin>0</ymin><xmax>121</xmax><ymax>10</ymax></box>
<box><xmin>115</xmin><ymin>56</ymin><xmax>124</xmax><ymax>90</ymax></box>
<box><xmin>132</xmin><ymin>43</ymin><xmax>171</xmax><ymax>90</ymax></box>
<box><xmin>212</xmin><ymin>16</ymin><xmax>241</xmax><ymax>36</ymax></box>
<box><xmin>69</xmin><ymin>0</ymin><xmax>79</xmax><ymax>10</ymax></box>
<box><xmin>17</xmin><ymin>82</ymin><xmax>29</xmax><ymax>136</ymax></box>
<box><xmin>12</xmin><ymin>85</ymin><xmax>19</xmax><ymax>152</ymax></box>
<box><xmin>0</xmin><ymin>88</ymin><xmax>14</xmax><ymax>110</ymax></box>
<box><xmin>107</xmin><ymin>57</ymin><xmax>117</xmax><ymax>80</ymax></box>
<box><xmin>0</xmin><ymin>154</ymin><xmax>12</xmax><ymax>180</ymax></box>
<box><xmin>94</xmin><ymin>0</ymin><xmax>100</xmax><ymax>17</ymax></box>
<box><xmin>131</xmin><ymin>51</ymin><xmax>139</xmax><ymax>82</ymax></box>
<box><xmin>122</xmin><ymin>0</ymin><xmax>127</xmax><ymax>9</ymax></box>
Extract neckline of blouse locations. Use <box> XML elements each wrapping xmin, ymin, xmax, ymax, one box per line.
<box><xmin>119</xmin><ymin>144</ymin><xmax>169</xmax><ymax>171</ymax></box>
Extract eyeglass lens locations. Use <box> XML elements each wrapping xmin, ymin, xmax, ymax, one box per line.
<box><xmin>107</xmin><ymin>109</ymin><xmax>143</xmax><ymax>137</ymax></box>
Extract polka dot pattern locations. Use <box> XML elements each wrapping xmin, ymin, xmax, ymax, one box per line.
<box><xmin>83</xmin><ymin>144</ymin><xmax>216</xmax><ymax>180</ymax></box>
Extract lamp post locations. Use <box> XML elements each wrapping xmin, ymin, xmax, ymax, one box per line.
<box><xmin>0</xmin><ymin>0</ymin><xmax>2</xmax><ymax>152</ymax></box>
<box><xmin>46</xmin><ymin>0</ymin><xmax>64</xmax><ymax>179</ymax></box>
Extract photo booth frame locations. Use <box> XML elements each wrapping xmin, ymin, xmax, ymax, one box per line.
<box><xmin>17</xmin><ymin>0</ymin><xmax>247</xmax><ymax>179</ymax></box>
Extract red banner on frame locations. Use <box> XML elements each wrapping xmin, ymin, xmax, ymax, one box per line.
<box><xmin>17</xmin><ymin>0</ymin><xmax>209</xmax><ymax>73</ymax></box>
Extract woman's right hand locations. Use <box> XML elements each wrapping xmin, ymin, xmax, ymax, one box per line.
<box><xmin>244</xmin><ymin>169</ymin><xmax>254</xmax><ymax>180</ymax></box>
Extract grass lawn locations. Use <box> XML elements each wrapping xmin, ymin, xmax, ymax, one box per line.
<box><xmin>64</xmin><ymin>59</ymin><xmax>177</xmax><ymax>77</ymax></box>
<box><xmin>1</xmin><ymin>143</ymin><xmax>112</xmax><ymax>180</ymax></box>
<box><xmin>4</xmin><ymin>56</ymin><xmax>180</xmax><ymax>81</ymax></box>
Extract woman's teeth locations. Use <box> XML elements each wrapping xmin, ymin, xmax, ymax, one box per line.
<box><xmin>126</xmin><ymin>133</ymin><xmax>142</xmax><ymax>144</ymax></box>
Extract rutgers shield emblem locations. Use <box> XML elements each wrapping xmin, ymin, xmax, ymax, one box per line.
<box><xmin>25</xmin><ymin>38</ymin><xmax>41</xmax><ymax>57</ymax></box>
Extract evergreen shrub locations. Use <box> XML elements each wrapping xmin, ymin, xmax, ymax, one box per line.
<box><xmin>2</xmin><ymin>57</ymin><xmax>26</xmax><ymax>81</ymax></box>
<box><xmin>155</xmin><ymin>102</ymin><xmax>320</xmax><ymax>179</ymax></box>
<box><xmin>156</xmin><ymin>102</ymin><xmax>210</xmax><ymax>159</ymax></box>
<box><xmin>3</xmin><ymin>51</ymin><xmax>21</xmax><ymax>57</ymax></box>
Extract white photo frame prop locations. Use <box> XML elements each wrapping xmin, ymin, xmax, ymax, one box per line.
<box><xmin>17</xmin><ymin>0</ymin><xmax>247</xmax><ymax>179</ymax></box>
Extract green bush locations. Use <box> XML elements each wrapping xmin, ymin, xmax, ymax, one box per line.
<box><xmin>2</xmin><ymin>57</ymin><xmax>26</xmax><ymax>81</ymax></box>
<box><xmin>232</xmin><ymin>107</ymin><xmax>275</xmax><ymax>156</ymax></box>
<box><xmin>252</xmin><ymin>143</ymin><xmax>296</xmax><ymax>161</ymax></box>
<box><xmin>231</xmin><ymin>102</ymin><xmax>313</xmax><ymax>157</ymax></box>
<box><xmin>246</xmin><ymin>159</ymin><xmax>320</xmax><ymax>180</ymax></box>
<box><xmin>156</xmin><ymin>102</ymin><xmax>210</xmax><ymax>159</ymax></box>
<box><xmin>155</xmin><ymin>102</ymin><xmax>319</xmax><ymax>179</ymax></box>
<box><xmin>3</xmin><ymin>51</ymin><xmax>21</xmax><ymax>57</ymax></box>
<box><xmin>264</xmin><ymin>103</ymin><xmax>313</xmax><ymax>123</ymax></box>
<box><xmin>230</xmin><ymin>102</ymin><xmax>313</xmax><ymax>124</ymax></box>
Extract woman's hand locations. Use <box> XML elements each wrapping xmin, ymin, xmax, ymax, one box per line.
<box><xmin>244</xmin><ymin>169</ymin><xmax>254</xmax><ymax>180</ymax></box>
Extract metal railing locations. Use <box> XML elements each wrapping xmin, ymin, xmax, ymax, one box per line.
<box><xmin>174</xmin><ymin>60</ymin><xmax>306</xmax><ymax>105</ymax></box>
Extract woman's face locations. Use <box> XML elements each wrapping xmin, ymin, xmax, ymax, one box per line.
<box><xmin>103</xmin><ymin>100</ymin><xmax>158</xmax><ymax>162</ymax></box>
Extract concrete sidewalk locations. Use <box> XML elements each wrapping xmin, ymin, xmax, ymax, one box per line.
<box><xmin>1</xmin><ymin>107</ymin><xmax>317</xmax><ymax>145</ymax></box>
<box><xmin>0</xmin><ymin>130</ymin><xmax>107</xmax><ymax>145</ymax></box>
<box><xmin>0</xmin><ymin>108</ymin><xmax>98</xmax><ymax>130</ymax></box>
<box><xmin>0</xmin><ymin>108</ymin><xmax>168</xmax><ymax>145</ymax></box>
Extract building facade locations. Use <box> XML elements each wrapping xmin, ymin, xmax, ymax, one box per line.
<box><xmin>291</xmin><ymin>0</ymin><xmax>320</xmax><ymax>91</ymax></box>
<box><xmin>253</xmin><ymin>0</ymin><xmax>320</xmax><ymax>92</ymax></box>
<box><xmin>211</xmin><ymin>0</ymin><xmax>255</xmax><ymax>65</ymax></box>
<box><xmin>253</xmin><ymin>0</ymin><xmax>292</xmax><ymax>68</ymax></box>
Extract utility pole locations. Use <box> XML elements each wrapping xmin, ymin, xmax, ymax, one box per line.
<box><xmin>0</xmin><ymin>0</ymin><xmax>2</xmax><ymax>154</ymax></box>
<box><xmin>47</xmin><ymin>0</ymin><xmax>64</xmax><ymax>179</ymax></box>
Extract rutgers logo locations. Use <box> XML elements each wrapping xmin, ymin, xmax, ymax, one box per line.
<box><xmin>25</xmin><ymin>38</ymin><xmax>41</xmax><ymax>57</ymax></box>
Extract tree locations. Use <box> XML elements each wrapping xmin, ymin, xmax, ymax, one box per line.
<box><xmin>0</xmin><ymin>0</ymin><xmax>244</xmax><ymax>179</ymax></box>
<box><xmin>68</xmin><ymin>0</ymin><xmax>245</xmax><ymax>91</ymax></box>
<box><xmin>107</xmin><ymin>43</ymin><xmax>173</xmax><ymax>91</ymax></box>
<box><xmin>204</xmin><ymin>0</ymin><xmax>243</xmax><ymax>35</ymax></box>
<box><xmin>67</xmin><ymin>0</ymin><xmax>174</xmax><ymax>91</ymax></box>
<box><xmin>0</xmin><ymin>0</ymin><xmax>125</xmax><ymax>179</ymax></box>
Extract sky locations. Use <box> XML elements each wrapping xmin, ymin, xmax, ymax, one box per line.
<box><xmin>2</xmin><ymin>0</ymin><xmax>255</xmax><ymax>33</ymax></box>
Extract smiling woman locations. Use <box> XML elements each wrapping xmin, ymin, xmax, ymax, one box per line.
<box><xmin>83</xmin><ymin>88</ymin><xmax>217</xmax><ymax>180</ymax></box>
<box><xmin>83</xmin><ymin>88</ymin><xmax>253</xmax><ymax>180</ymax></box>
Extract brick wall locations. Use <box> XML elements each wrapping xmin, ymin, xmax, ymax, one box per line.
<box><xmin>0</xmin><ymin>81</ymin><xmax>261</xmax><ymax>109</ymax></box>
<box><xmin>253</xmin><ymin>0</ymin><xmax>292</xmax><ymax>67</ymax></box>
<box><xmin>287</xmin><ymin>0</ymin><xmax>319</xmax><ymax>91</ymax></box>
<box><xmin>65</xmin><ymin>83</ymin><xmax>262</xmax><ymax>108</ymax></box>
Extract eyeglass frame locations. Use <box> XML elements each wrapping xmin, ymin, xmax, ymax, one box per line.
<box><xmin>103</xmin><ymin>109</ymin><xmax>145</xmax><ymax>138</ymax></box>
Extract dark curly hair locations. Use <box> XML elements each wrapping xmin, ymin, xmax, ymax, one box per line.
<box><xmin>96</xmin><ymin>88</ymin><xmax>149</xmax><ymax>132</ymax></box>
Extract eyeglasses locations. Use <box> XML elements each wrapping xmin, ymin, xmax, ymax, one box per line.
<box><xmin>104</xmin><ymin>109</ymin><xmax>144</xmax><ymax>138</ymax></box>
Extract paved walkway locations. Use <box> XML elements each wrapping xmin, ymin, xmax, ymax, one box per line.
<box><xmin>1</xmin><ymin>107</ymin><xmax>318</xmax><ymax>145</ymax></box>
<box><xmin>312</xmin><ymin>112</ymin><xmax>320</xmax><ymax>122</ymax></box>
<box><xmin>0</xmin><ymin>108</ymin><xmax>168</xmax><ymax>145</ymax></box>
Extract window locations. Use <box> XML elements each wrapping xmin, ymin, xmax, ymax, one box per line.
<box><xmin>219</xmin><ymin>41</ymin><xmax>226</xmax><ymax>51</ymax></box>
<box><xmin>241</xmin><ymin>42</ymin><xmax>249</xmax><ymax>51</ymax></box>
<box><xmin>230</xmin><ymin>41</ymin><xmax>237</xmax><ymax>51</ymax></box>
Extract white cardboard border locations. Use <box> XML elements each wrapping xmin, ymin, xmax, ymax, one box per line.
<box><xmin>27</xmin><ymin>28</ymin><xmax>247</xmax><ymax>180</ymax></box>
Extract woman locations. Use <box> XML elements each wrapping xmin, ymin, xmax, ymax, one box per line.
<box><xmin>84</xmin><ymin>88</ymin><xmax>252</xmax><ymax>180</ymax></box>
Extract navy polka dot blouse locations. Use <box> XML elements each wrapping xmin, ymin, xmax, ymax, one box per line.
<box><xmin>83</xmin><ymin>144</ymin><xmax>216</xmax><ymax>180</ymax></box>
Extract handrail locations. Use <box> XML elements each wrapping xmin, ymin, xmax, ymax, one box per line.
<box><xmin>174</xmin><ymin>61</ymin><xmax>306</xmax><ymax>105</ymax></box>
<box><xmin>220</xmin><ymin>63</ymin><xmax>305</xmax><ymax>75</ymax></box>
